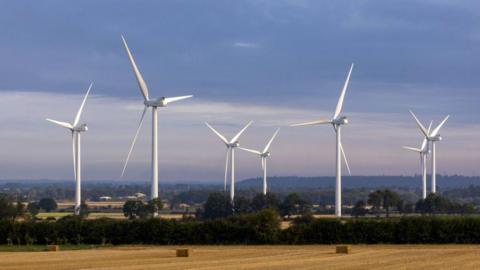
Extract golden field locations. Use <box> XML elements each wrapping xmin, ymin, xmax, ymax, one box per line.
<box><xmin>0</xmin><ymin>245</ymin><xmax>479</xmax><ymax>270</ymax></box>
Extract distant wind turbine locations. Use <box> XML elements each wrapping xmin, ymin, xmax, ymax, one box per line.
<box><xmin>46</xmin><ymin>83</ymin><xmax>92</xmax><ymax>215</ymax></box>
<box><xmin>403</xmin><ymin>121</ymin><xmax>432</xmax><ymax>199</ymax></box>
<box><xmin>120</xmin><ymin>35</ymin><xmax>193</xmax><ymax>204</ymax></box>
<box><xmin>410</xmin><ymin>111</ymin><xmax>449</xmax><ymax>193</ymax></box>
<box><xmin>206</xmin><ymin>121</ymin><xmax>253</xmax><ymax>201</ymax></box>
<box><xmin>291</xmin><ymin>63</ymin><xmax>354</xmax><ymax>217</ymax></box>
<box><xmin>239</xmin><ymin>128</ymin><xmax>280</xmax><ymax>195</ymax></box>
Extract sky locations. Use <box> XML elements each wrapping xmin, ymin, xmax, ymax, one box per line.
<box><xmin>0</xmin><ymin>0</ymin><xmax>479</xmax><ymax>182</ymax></box>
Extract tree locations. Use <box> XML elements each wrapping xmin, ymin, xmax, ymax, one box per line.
<box><xmin>233</xmin><ymin>196</ymin><xmax>251</xmax><ymax>214</ymax></box>
<box><xmin>351</xmin><ymin>200</ymin><xmax>367</xmax><ymax>217</ymax></box>
<box><xmin>27</xmin><ymin>202</ymin><xmax>40</xmax><ymax>217</ymax></box>
<box><xmin>123</xmin><ymin>200</ymin><xmax>141</xmax><ymax>219</ymax></box>
<box><xmin>251</xmin><ymin>193</ymin><xmax>280</xmax><ymax>212</ymax></box>
<box><xmin>15</xmin><ymin>200</ymin><xmax>25</xmax><ymax>220</ymax></box>
<box><xmin>202</xmin><ymin>192</ymin><xmax>232</xmax><ymax>220</ymax></box>
<box><xmin>79</xmin><ymin>200</ymin><xmax>90</xmax><ymax>218</ymax></box>
<box><xmin>382</xmin><ymin>189</ymin><xmax>400</xmax><ymax>218</ymax></box>
<box><xmin>367</xmin><ymin>190</ymin><xmax>383</xmax><ymax>216</ymax></box>
<box><xmin>279</xmin><ymin>193</ymin><xmax>311</xmax><ymax>218</ymax></box>
<box><xmin>38</xmin><ymin>198</ymin><xmax>57</xmax><ymax>212</ymax></box>
<box><xmin>147</xmin><ymin>198</ymin><xmax>164</xmax><ymax>215</ymax></box>
<box><xmin>0</xmin><ymin>195</ymin><xmax>17</xmax><ymax>221</ymax></box>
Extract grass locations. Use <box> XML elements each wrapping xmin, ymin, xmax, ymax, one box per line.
<box><xmin>0</xmin><ymin>245</ymin><xmax>479</xmax><ymax>269</ymax></box>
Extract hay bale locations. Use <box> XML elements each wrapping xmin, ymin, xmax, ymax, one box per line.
<box><xmin>176</xmin><ymin>248</ymin><xmax>191</xmax><ymax>257</ymax></box>
<box><xmin>47</xmin><ymin>245</ymin><xmax>60</xmax><ymax>252</ymax></box>
<box><xmin>336</xmin><ymin>245</ymin><xmax>351</xmax><ymax>254</ymax></box>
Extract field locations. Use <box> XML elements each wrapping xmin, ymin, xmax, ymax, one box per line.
<box><xmin>0</xmin><ymin>245</ymin><xmax>478</xmax><ymax>270</ymax></box>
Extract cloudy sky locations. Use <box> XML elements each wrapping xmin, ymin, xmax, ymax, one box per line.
<box><xmin>0</xmin><ymin>1</ymin><xmax>479</xmax><ymax>182</ymax></box>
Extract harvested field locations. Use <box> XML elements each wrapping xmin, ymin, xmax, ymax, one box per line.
<box><xmin>0</xmin><ymin>245</ymin><xmax>479</xmax><ymax>270</ymax></box>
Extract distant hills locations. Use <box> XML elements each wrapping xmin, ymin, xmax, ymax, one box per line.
<box><xmin>236</xmin><ymin>175</ymin><xmax>480</xmax><ymax>191</ymax></box>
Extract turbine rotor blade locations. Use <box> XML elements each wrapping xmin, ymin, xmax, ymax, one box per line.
<box><xmin>224</xmin><ymin>148</ymin><xmax>230</xmax><ymax>192</ymax></box>
<box><xmin>333</xmin><ymin>63</ymin><xmax>354</xmax><ymax>119</ymax></box>
<box><xmin>121</xmin><ymin>35</ymin><xmax>150</xmax><ymax>101</ymax></box>
<box><xmin>340</xmin><ymin>143</ymin><xmax>351</xmax><ymax>176</ymax></box>
<box><xmin>238</xmin><ymin>147</ymin><xmax>262</xmax><ymax>155</ymax></box>
<box><xmin>164</xmin><ymin>95</ymin><xmax>193</xmax><ymax>105</ymax></box>
<box><xmin>46</xmin><ymin>118</ymin><xmax>73</xmax><ymax>130</ymax></box>
<box><xmin>72</xmin><ymin>132</ymin><xmax>76</xmax><ymax>178</ymax></box>
<box><xmin>230</xmin><ymin>121</ymin><xmax>253</xmax><ymax>143</ymax></box>
<box><xmin>73</xmin><ymin>82</ymin><xmax>93</xmax><ymax>126</ymax></box>
<box><xmin>409</xmin><ymin>110</ymin><xmax>429</xmax><ymax>137</ymax></box>
<box><xmin>205</xmin><ymin>122</ymin><xmax>229</xmax><ymax>145</ymax></box>
<box><xmin>430</xmin><ymin>115</ymin><xmax>450</xmax><ymax>137</ymax></box>
<box><xmin>403</xmin><ymin>146</ymin><xmax>422</xmax><ymax>153</ymax></box>
<box><xmin>121</xmin><ymin>106</ymin><xmax>148</xmax><ymax>178</ymax></box>
<box><xmin>290</xmin><ymin>119</ymin><xmax>331</xmax><ymax>127</ymax></box>
<box><xmin>262</xmin><ymin>128</ymin><xmax>280</xmax><ymax>153</ymax></box>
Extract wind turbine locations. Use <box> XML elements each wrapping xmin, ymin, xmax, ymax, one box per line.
<box><xmin>239</xmin><ymin>129</ymin><xmax>280</xmax><ymax>195</ymax></box>
<box><xmin>410</xmin><ymin>111</ymin><xmax>449</xmax><ymax>193</ymax></box>
<box><xmin>403</xmin><ymin>121</ymin><xmax>432</xmax><ymax>199</ymax></box>
<box><xmin>46</xmin><ymin>83</ymin><xmax>93</xmax><ymax>215</ymax></box>
<box><xmin>120</xmin><ymin>35</ymin><xmax>193</xmax><ymax>203</ymax></box>
<box><xmin>205</xmin><ymin>121</ymin><xmax>253</xmax><ymax>201</ymax></box>
<box><xmin>291</xmin><ymin>63</ymin><xmax>354</xmax><ymax>217</ymax></box>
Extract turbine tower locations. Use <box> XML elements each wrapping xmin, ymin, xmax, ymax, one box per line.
<box><xmin>291</xmin><ymin>63</ymin><xmax>354</xmax><ymax>217</ymax></box>
<box><xmin>410</xmin><ymin>111</ymin><xmax>449</xmax><ymax>193</ymax></box>
<box><xmin>120</xmin><ymin>35</ymin><xmax>193</xmax><ymax>202</ymax></box>
<box><xmin>205</xmin><ymin>121</ymin><xmax>253</xmax><ymax>201</ymax></box>
<box><xmin>46</xmin><ymin>83</ymin><xmax>93</xmax><ymax>215</ymax></box>
<box><xmin>239</xmin><ymin>128</ymin><xmax>280</xmax><ymax>195</ymax></box>
<box><xmin>403</xmin><ymin>121</ymin><xmax>432</xmax><ymax>199</ymax></box>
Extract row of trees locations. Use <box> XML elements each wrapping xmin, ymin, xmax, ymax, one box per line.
<box><xmin>122</xmin><ymin>198</ymin><xmax>163</xmax><ymax>219</ymax></box>
<box><xmin>200</xmin><ymin>192</ymin><xmax>311</xmax><ymax>220</ymax></box>
<box><xmin>352</xmin><ymin>190</ymin><xmax>476</xmax><ymax>217</ymax></box>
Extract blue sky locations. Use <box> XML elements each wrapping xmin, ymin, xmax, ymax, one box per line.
<box><xmin>0</xmin><ymin>1</ymin><xmax>479</xmax><ymax>181</ymax></box>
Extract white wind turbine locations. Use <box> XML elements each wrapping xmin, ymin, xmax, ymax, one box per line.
<box><xmin>410</xmin><ymin>111</ymin><xmax>449</xmax><ymax>194</ymax></box>
<box><xmin>239</xmin><ymin>128</ymin><xmax>280</xmax><ymax>195</ymax></box>
<box><xmin>46</xmin><ymin>83</ymin><xmax>93</xmax><ymax>215</ymax></box>
<box><xmin>120</xmin><ymin>35</ymin><xmax>193</xmax><ymax>202</ymax></box>
<box><xmin>291</xmin><ymin>63</ymin><xmax>354</xmax><ymax>217</ymax></box>
<box><xmin>403</xmin><ymin>121</ymin><xmax>432</xmax><ymax>199</ymax></box>
<box><xmin>205</xmin><ymin>121</ymin><xmax>253</xmax><ymax>201</ymax></box>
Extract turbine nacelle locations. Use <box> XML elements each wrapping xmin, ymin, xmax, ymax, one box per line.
<box><xmin>430</xmin><ymin>135</ymin><xmax>442</xmax><ymax>142</ymax></box>
<box><xmin>227</xmin><ymin>142</ymin><xmax>240</xmax><ymax>148</ymax></box>
<box><xmin>333</xmin><ymin>116</ymin><xmax>348</xmax><ymax>126</ymax></box>
<box><xmin>73</xmin><ymin>124</ymin><xmax>88</xmax><ymax>132</ymax></box>
<box><xmin>261</xmin><ymin>152</ymin><xmax>271</xmax><ymax>158</ymax></box>
<box><xmin>145</xmin><ymin>97</ymin><xmax>167</xmax><ymax>107</ymax></box>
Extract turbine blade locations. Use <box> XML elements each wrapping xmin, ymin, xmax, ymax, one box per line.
<box><xmin>333</xmin><ymin>63</ymin><xmax>354</xmax><ymax>119</ymax></box>
<box><xmin>409</xmin><ymin>110</ymin><xmax>429</xmax><ymax>137</ymax></box>
<box><xmin>164</xmin><ymin>95</ymin><xmax>193</xmax><ymax>105</ymax></box>
<box><xmin>73</xmin><ymin>82</ymin><xmax>93</xmax><ymax>126</ymax></box>
<box><xmin>121</xmin><ymin>106</ymin><xmax>148</xmax><ymax>178</ymax></box>
<box><xmin>290</xmin><ymin>119</ymin><xmax>331</xmax><ymax>127</ymax></box>
<box><xmin>427</xmin><ymin>120</ymin><xmax>433</xmax><ymax>134</ymax></box>
<box><xmin>46</xmin><ymin>118</ymin><xmax>73</xmax><ymax>130</ymax></box>
<box><xmin>403</xmin><ymin>146</ymin><xmax>422</xmax><ymax>153</ymax></box>
<box><xmin>420</xmin><ymin>139</ymin><xmax>428</xmax><ymax>151</ymax></box>
<box><xmin>72</xmin><ymin>132</ymin><xmax>76</xmax><ymax>178</ymax></box>
<box><xmin>238</xmin><ymin>147</ymin><xmax>262</xmax><ymax>155</ymax></box>
<box><xmin>262</xmin><ymin>128</ymin><xmax>280</xmax><ymax>153</ymax></box>
<box><xmin>230</xmin><ymin>121</ymin><xmax>253</xmax><ymax>143</ymax></box>
<box><xmin>121</xmin><ymin>35</ymin><xmax>150</xmax><ymax>101</ymax></box>
<box><xmin>224</xmin><ymin>148</ymin><xmax>230</xmax><ymax>192</ymax></box>
<box><xmin>430</xmin><ymin>115</ymin><xmax>450</xmax><ymax>137</ymax></box>
<box><xmin>205</xmin><ymin>122</ymin><xmax>229</xmax><ymax>144</ymax></box>
<box><xmin>340</xmin><ymin>143</ymin><xmax>351</xmax><ymax>176</ymax></box>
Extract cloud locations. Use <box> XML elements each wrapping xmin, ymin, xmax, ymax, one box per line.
<box><xmin>233</xmin><ymin>42</ymin><xmax>258</xmax><ymax>48</ymax></box>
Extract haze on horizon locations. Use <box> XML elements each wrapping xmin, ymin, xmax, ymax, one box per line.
<box><xmin>0</xmin><ymin>1</ymin><xmax>479</xmax><ymax>182</ymax></box>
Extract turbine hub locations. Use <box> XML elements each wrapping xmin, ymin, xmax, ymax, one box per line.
<box><xmin>333</xmin><ymin>116</ymin><xmax>348</xmax><ymax>126</ymax></box>
<box><xmin>73</xmin><ymin>124</ymin><xmax>88</xmax><ymax>132</ymax></box>
<box><xmin>144</xmin><ymin>97</ymin><xmax>167</xmax><ymax>107</ymax></box>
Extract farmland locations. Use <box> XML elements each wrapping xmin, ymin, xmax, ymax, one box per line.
<box><xmin>0</xmin><ymin>245</ymin><xmax>478</xmax><ymax>270</ymax></box>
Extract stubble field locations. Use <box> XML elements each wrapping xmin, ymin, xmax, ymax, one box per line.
<box><xmin>0</xmin><ymin>245</ymin><xmax>479</xmax><ymax>270</ymax></box>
